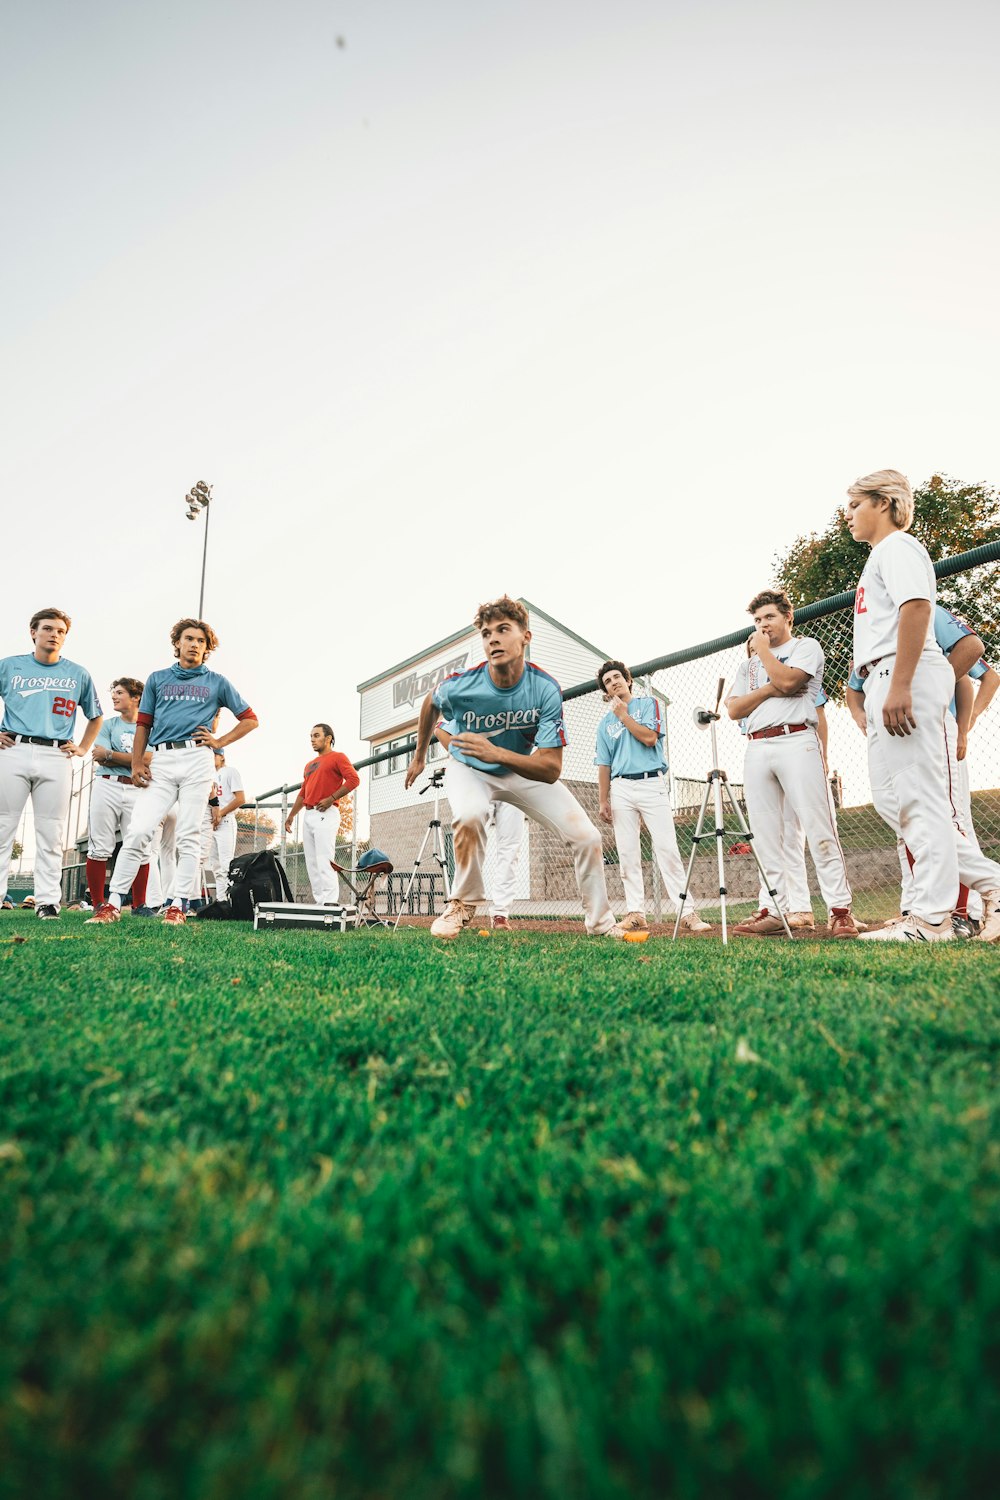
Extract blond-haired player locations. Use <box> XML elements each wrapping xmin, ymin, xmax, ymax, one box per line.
<box><xmin>404</xmin><ymin>595</ymin><xmax>616</xmax><ymax>939</ymax></box>
<box><xmin>846</xmin><ymin>469</ymin><xmax>1000</xmax><ymax>942</ymax></box>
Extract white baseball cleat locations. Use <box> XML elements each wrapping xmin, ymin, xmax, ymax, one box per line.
<box><xmin>678</xmin><ymin>912</ymin><xmax>712</xmax><ymax>934</ymax></box>
<box><xmin>859</xmin><ymin>915</ymin><xmax>953</xmax><ymax>943</ymax></box>
<box><xmin>786</xmin><ymin>911</ymin><xmax>816</xmax><ymax>931</ymax></box>
<box><xmin>430</xmin><ymin>899</ymin><xmax>479</xmax><ymax>939</ymax></box>
<box><xmin>977</xmin><ymin>891</ymin><xmax>1000</xmax><ymax>943</ymax></box>
<box><xmin>614</xmin><ymin>911</ymin><xmax>649</xmax><ymax>936</ymax></box>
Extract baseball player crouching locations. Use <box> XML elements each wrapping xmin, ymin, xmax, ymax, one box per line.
<box><xmin>86</xmin><ymin>677</ymin><xmax>153</xmax><ymax>913</ymax></box>
<box><xmin>595</xmin><ymin>660</ymin><xmax>711</xmax><ymax>936</ymax></box>
<box><xmin>0</xmin><ymin>608</ymin><xmax>103</xmax><ymax>920</ymax></box>
<box><xmin>727</xmin><ymin>589</ymin><xmax>858</xmax><ymax>938</ymax></box>
<box><xmin>846</xmin><ymin>469</ymin><xmax>1000</xmax><ymax>942</ymax></box>
<box><xmin>86</xmin><ymin>619</ymin><xmax>258</xmax><ymax>926</ymax></box>
<box><xmin>404</xmin><ymin>595</ymin><xmax>617</xmax><ymax>939</ymax></box>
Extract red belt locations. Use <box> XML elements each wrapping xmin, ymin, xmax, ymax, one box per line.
<box><xmin>748</xmin><ymin>722</ymin><xmax>813</xmax><ymax>741</ymax></box>
<box><xmin>100</xmin><ymin>773</ymin><xmax>135</xmax><ymax>784</ymax></box>
<box><xmin>856</xmin><ymin>657</ymin><xmax>883</xmax><ymax>680</ymax></box>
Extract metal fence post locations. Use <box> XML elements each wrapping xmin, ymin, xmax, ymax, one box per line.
<box><xmin>279</xmin><ymin>787</ymin><xmax>289</xmax><ymax>858</ymax></box>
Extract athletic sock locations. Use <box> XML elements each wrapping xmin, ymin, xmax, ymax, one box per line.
<box><xmin>131</xmin><ymin>863</ymin><xmax>150</xmax><ymax>908</ymax></box>
<box><xmin>86</xmin><ymin>858</ymin><xmax>107</xmax><ymax>909</ymax></box>
<box><xmin>954</xmin><ymin>883</ymin><xmax>970</xmax><ymax>918</ymax></box>
<box><xmin>108</xmin><ymin>893</ymin><xmax>123</xmax><ymax>910</ymax></box>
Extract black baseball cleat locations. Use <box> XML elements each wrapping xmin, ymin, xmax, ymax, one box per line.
<box><xmin>951</xmin><ymin>913</ymin><xmax>980</xmax><ymax>940</ymax></box>
<box><xmin>36</xmin><ymin>905</ymin><xmax>60</xmax><ymax>921</ymax></box>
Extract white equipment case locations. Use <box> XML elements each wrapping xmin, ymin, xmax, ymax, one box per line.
<box><xmin>253</xmin><ymin>902</ymin><xmax>356</xmax><ymax>933</ymax></box>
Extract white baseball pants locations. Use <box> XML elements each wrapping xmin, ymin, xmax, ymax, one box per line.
<box><xmin>209</xmin><ymin>818</ymin><xmax>238</xmax><ymax>899</ymax></box>
<box><xmin>111</xmin><ymin>746</ymin><xmax>215</xmax><ymax>904</ymax></box>
<box><xmin>489</xmin><ymin>799</ymin><xmax>525</xmax><ymax>917</ymax></box>
<box><xmin>609</xmin><ymin>773</ymin><xmax>700</xmax><ymax>915</ymax></box>
<box><xmin>445</xmin><ymin>759</ymin><xmax>615</xmax><ymax>935</ymax></box>
<box><xmin>145</xmin><ymin>809</ymin><xmax>177</xmax><ymax>907</ymax></box>
<box><xmin>756</xmin><ymin>804</ymin><xmax>812</xmax><ymax>913</ymax></box>
<box><xmin>895</xmin><ymin>708</ymin><xmax>999</xmax><ymax>915</ymax></box>
<box><xmin>864</xmin><ymin>654</ymin><xmax>960</xmax><ymax>925</ymax></box>
<box><xmin>744</xmin><ymin>728</ymin><xmax>852</xmax><ymax>916</ymax></box>
<box><xmin>0</xmin><ymin>742</ymin><xmax>71</xmax><ymax>907</ymax></box>
<box><xmin>303</xmin><ymin>806</ymin><xmax>341</xmax><ymax>904</ymax></box>
<box><xmin>87</xmin><ymin>776</ymin><xmax>139</xmax><ymax>859</ymax></box>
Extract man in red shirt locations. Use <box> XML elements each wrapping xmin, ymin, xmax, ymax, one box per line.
<box><xmin>285</xmin><ymin>723</ymin><xmax>360</xmax><ymax>904</ymax></box>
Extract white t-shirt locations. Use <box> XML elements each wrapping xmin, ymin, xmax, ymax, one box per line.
<box><xmin>214</xmin><ymin>764</ymin><xmax>244</xmax><ymax>819</ymax></box>
<box><xmin>730</xmin><ymin>636</ymin><xmax>824</xmax><ymax>733</ymax></box>
<box><xmin>853</xmin><ymin>531</ymin><xmax>937</xmax><ymax>672</ymax></box>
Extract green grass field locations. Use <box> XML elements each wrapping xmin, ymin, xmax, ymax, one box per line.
<box><xmin>2</xmin><ymin>914</ymin><xmax>998</xmax><ymax>1499</ymax></box>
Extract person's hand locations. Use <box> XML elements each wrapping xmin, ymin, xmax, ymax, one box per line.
<box><xmin>0</xmin><ymin>732</ymin><xmax>13</xmax><ymax>749</ymax></box>
<box><xmin>317</xmin><ymin>796</ymin><xmax>335</xmax><ymax>812</ymax></box>
<box><xmin>284</xmin><ymin>816</ymin><xmax>294</xmax><ymax>833</ymax></box>
<box><xmin>91</xmin><ymin>745</ymin><xmax>107</xmax><ymax>763</ymax></box>
<box><xmin>404</xmin><ymin>755</ymin><xmax>426</xmax><ymax>790</ymax></box>
<box><xmin>450</xmin><ymin>732</ymin><xmax>502</xmax><ymax>764</ymax></box>
<box><xmin>882</xmin><ymin>684</ymin><xmax>916</xmax><ymax>736</ymax></box>
<box><xmin>132</xmin><ymin>762</ymin><xmax>152</xmax><ymax>788</ymax></box>
<box><xmin>749</xmin><ymin>627</ymin><xmax>770</xmax><ymax>658</ymax></box>
<box><xmin>211</xmin><ymin>806</ymin><xmax>223</xmax><ymax>829</ymax></box>
<box><xmin>61</xmin><ymin>742</ymin><xmax>86</xmax><ymax>758</ymax></box>
<box><xmin>956</xmin><ymin>728</ymin><xmax>968</xmax><ymax>762</ymax></box>
<box><xmin>610</xmin><ymin>698</ymin><xmax>630</xmax><ymax>721</ymax></box>
<box><xmin>850</xmin><ymin>710</ymin><xmax>867</xmax><ymax>737</ymax></box>
<box><xmin>193</xmin><ymin>725</ymin><xmax>220</xmax><ymax>751</ymax></box>
<box><xmin>599</xmin><ymin>801</ymin><xmax>613</xmax><ymax>824</ymax></box>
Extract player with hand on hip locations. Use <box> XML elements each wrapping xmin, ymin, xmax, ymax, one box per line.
<box><xmin>846</xmin><ymin>469</ymin><xmax>1000</xmax><ymax>942</ymax></box>
<box><xmin>285</xmin><ymin>724</ymin><xmax>359</xmax><ymax>905</ymax></box>
<box><xmin>85</xmin><ymin>677</ymin><xmax>153</xmax><ymax>913</ymax></box>
<box><xmin>595</xmin><ymin>660</ymin><xmax>711</xmax><ymax>936</ymax></box>
<box><xmin>405</xmin><ymin>595</ymin><xmax>616</xmax><ymax>939</ymax></box>
<box><xmin>727</xmin><ymin>588</ymin><xmax>857</xmax><ymax>938</ymax></box>
<box><xmin>203</xmin><ymin>750</ymin><xmax>245</xmax><ymax>901</ymax></box>
<box><xmin>86</xmin><ymin>618</ymin><xmax>258</xmax><ymax>926</ymax></box>
<box><xmin>0</xmin><ymin>607</ymin><xmax>103</xmax><ymax>920</ymax></box>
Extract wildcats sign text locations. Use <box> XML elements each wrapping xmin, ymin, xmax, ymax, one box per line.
<box><xmin>393</xmin><ymin>654</ymin><xmax>468</xmax><ymax>710</ymax></box>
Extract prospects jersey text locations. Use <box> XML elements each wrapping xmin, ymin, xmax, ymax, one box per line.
<box><xmin>137</xmin><ymin>664</ymin><xmax>252</xmax><ymax>745</ymax></box>
<box><xmin>433</xmin><ymin>661</ymin><xmax>566</xmax><ymax>775</ymax></box>
<box><xmin>0</xmin><ymin>654</ymin><xmax>102</xmax><ymax>739</ymax></box>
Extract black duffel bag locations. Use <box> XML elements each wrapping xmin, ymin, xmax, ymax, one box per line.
<box><xmin>196</xmin><ymin>850</ymin><xmax>295</xmax><ymax>922</ymax></box>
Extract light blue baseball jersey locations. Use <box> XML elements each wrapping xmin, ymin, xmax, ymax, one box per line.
<box><xmin>138</xmin><ymin>664</ymin><xmax>253</xmax><ymax>746</ymax></box>
<box><xmin>848</xmin><ymin>605</ymin><xmax>989</xmax><ymax>716</ymax></box>
<box><xmin>594</xmin><ymin>697</ymin><xmax>667</xmax><ymax>776</ymax></box>
<box><xmin>0</xmin><ymin>654</ymin><xmax>101</xmax><ymax>738</ymax></box>
<box><xmin>433</xmin><ymin>661</ymin><xmax>566</xmax><ymax>776</ymax></box>
<box><xmin>94</xmin><ymin>715</ymin><xmax>139</xmax><ymax>777</ymax></box>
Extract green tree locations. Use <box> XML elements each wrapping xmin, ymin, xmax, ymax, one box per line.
<box><xmin>774</xmin><ymin>474</ymin><xmax>1000</xmax><ymax>698</ymax></box>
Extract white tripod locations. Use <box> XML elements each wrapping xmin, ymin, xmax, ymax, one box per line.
<box><xmin>673</xmin><ymin>678</ymin><xmax>793</xmax><ymax>945</ymax></box>
<box><xmin>393</xmin><ymin>768</ymin><xmax>452</xmax><ymax>932</ymax></box>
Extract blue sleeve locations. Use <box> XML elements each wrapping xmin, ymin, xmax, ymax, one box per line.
<box><xmin>934</xmin><ymin>605</ymin><xmax>972</xmax><ymax>655</ymax></box>
<box><xmin>78</xmin><ymin>670</ymin><xmax>102</xmax><ymax>720</ymax></box>
<box><xmin>95</xmin><ymin>721</ymin><xmax>113</xmax><ymax>751</ymax></box>
<box><xmin>594</xmin><ymin>718</ymin><xmax>611</xmax><ymax>766</ymax></box>
<box><xmin>534</xmin><ymin>678</ymin><xmax>567</xmax><ymax>750</ymax></box>
<box><xmin>218</xmin><ymin>675</ymin><xmax>251</xmax><ymax>718</ymax></box>
<box><xmin>848</xmin><ymin>667</ymin><xmax>864</xmax><ymax>692</ymax></box>
<box><xmin>816</xmin><ymin>689</ymin><xmax>828</xmax><ymax>708</ymax></box>
<box><xmin>636</xmin><ymin>698</ymin><xmax>665</xmax><ymax>740</ymax></box>
<box><xmin>969</xmin><ymin>658</ymin><xmax>989</xmax><ymax>681</ymax></box>
<box><xmin>138</xmin><ymin>673</ymin><xmax>159</xmax><ymax>719</ymax></box>
<box><xmin>432</xmin><ymin>678</ymin><xmax>451</xmax><ymax>717</ymax></box>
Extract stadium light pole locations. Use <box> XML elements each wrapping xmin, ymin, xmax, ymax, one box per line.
<box><xmin>184</xmin><ymin>481</ymin><xmax>213</xmax><ymax>616</ymax></box>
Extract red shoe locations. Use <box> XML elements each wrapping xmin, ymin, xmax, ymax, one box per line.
<box><xmin>829</xmin><ymin>910</ymin><xmax>859</xmax><ymax>939</ymax></box>
<box><xmin>491</xmin><ymin>914</ymin><xmax>513</xmax><ymax>931</ymax></box>
<box><xmin>84</xmin><ymin>903</ymin><xmax>121</xmax><ymax>925</ymax></box>
<box><xmin>162</xmin><ymin>906</ymin><xmax>187</xmax><ymax>926</ymax></box>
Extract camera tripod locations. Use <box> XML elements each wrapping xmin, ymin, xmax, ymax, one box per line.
<box><xmin>673</xmin><ymin>677</ymin><xmax>793</xmax><ymax>945</ymax></box>
<box><xmin>393</xmin><ymin>767</ymin><xmax>452</xmax><ymax>932</ymax></box>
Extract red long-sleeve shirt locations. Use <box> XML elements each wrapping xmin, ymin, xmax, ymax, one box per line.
<box><xmin>301</xmin><ymin>750</ymin><xmax>359</xmax><ymax>808</ymax></box>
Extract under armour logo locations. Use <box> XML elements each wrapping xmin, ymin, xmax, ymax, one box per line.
<box><xmin>878</xmin><ymin>668</ymin><xmax>890</xmax><ymax>679</ymax></box>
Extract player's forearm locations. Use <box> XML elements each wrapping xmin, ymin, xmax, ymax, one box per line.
<box><xmin>288</xmin><ymin>793</ymin><xmax>305</xmax><ymax>820</ymax></box>
<box><xmin>891</xmin><ymin>600</ymin><xmax>931</xmax><ymax>686</ymax></box>
<box><xmin>493</xmin><ymin>746</ymin><xmax>561</xmax><ymax>784</ymax></box>
<box><xmin>970</xmin><ymin>668</ymin><xmax>1000</xmax><ymax>727</ymax></box>
<box><xmin>131</xmin><ymin>724</ymin><xmax>150</xmax><ymax>770</ymax></box>
<box><xmin>413</xmin><ymin>695</ymin><xmax>438</xmax><ymax>760</ymax></box>
<box><xmin>954</xmin><ymin>676</ymin><xmax>974</xmax><ymax>735</ymax></box>
<box><xmin>846</xmin><ymin>686</ymin><xmax>867</xmax><ymax>730</ymax></box>
<box><xmin>621</xmin><ymin>713</ymin><xmax>658</xmax><ymax>747</ymax></box>
<box><xmin>598</xmin><ymin>765</ymin><xmax>611</xmax><ymax>805</ymax></box>
<box><xmin>78</xmin><ymin>716</ymin><xmax>103</xmax><ymax>753</ymax></box>
<box><xmin>216</xmin><ymin>717</ymin><xmax>258</xmax><ymax>751</ymax></box>
<box><xmin>220</xmin><ymin>794</ymin><xmax>245</xmax><ymax>819</ymax></box>
<box><xmin>755</xmin><ymin>645</ymin><xmax>800</xmax><ymax>693</ymax></box>
<box><xmin>726</xmin><ymin>686</ymin><xmax>776</xmax><ymax>719</ymax></box>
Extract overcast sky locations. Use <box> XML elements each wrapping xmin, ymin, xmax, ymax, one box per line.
<box><xmin>3</xmin><ymin>0</ymin><xmax>998</xmax><ymax>798</ymax></box>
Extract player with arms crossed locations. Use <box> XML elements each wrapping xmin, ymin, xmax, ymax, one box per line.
<box><xmin>284</xmin><ymin>724</ymin><xmax>360</xmax><ymax>905</ymax></box>
<box><xmin>846</xmin><ymin>469</ymin><xmax>1000</xmax><ymax>942</ymax></box>
<box><xmin>0</xmin><ymin>608</ymin><xmax>103</xmax><ymax>920</ymax></box>
<box><xmin>86</xmin><ymin>677</ymin><xmax>154</xmax><ymax>913</ymax></box>
<box><xmin>726</xmin><ymin>589</ymin><xmax>858</xmax><ymax>938</ymax></box>
<box><xmin>595</xmin><ymin>660</ymin><xmax>711</xmax><ymax>936</ymax></box>
<box><xmin>404</xmin><ymin>595</ymin><xmax>617</xmax><ymax>939</ymax></box>
<box><xmin>87</xmin><ymin>619</ymin><xmax>258</xmax><ymax>926</ymax></box>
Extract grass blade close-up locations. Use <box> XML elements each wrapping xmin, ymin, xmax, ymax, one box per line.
<box><xmin>1</xmin><ymin>915</ymin><xmax>998</xmax><ymax>1499</ymax></box>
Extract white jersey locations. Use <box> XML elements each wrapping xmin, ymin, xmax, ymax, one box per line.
<box><xmin>853</xmin><ymin>531</ymin><xmax>938</xmax><ymax>672</ymax></box>
<box><xmin>214</xmin><ymin>764</ymin><xmax>243</xmax><ymax>819</ymax></box>
<box><xmin>730</xmin><ymin>636</ymin><xmax>823</xmax><ymax>733</ymax></box>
